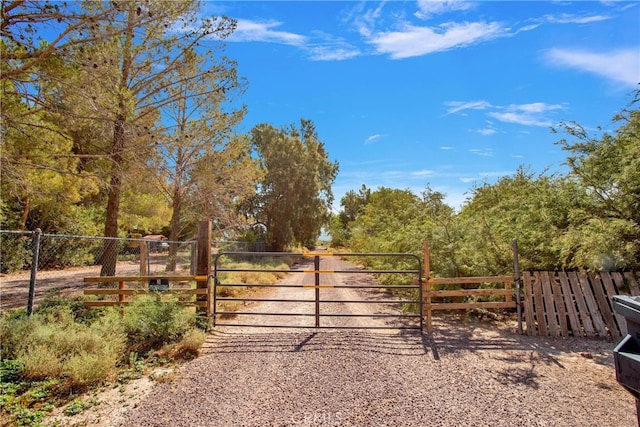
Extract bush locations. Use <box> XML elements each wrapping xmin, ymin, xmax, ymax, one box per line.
<box><xmin>1</xmin><ymin>296</ymin><xmax>206</xmax><ymax>424</ymax></box>
<box><xmin>122</xmin><ymin>295</ymin><xmax>195</xmax><ymax>355</ymax></box>
<box><xmin>0</xmin><ymin>313</ymin><xmax>37</xmax><ymax>360</ymax></box>
<box><xmin>1</xmin><ymin>305</ymin><xmax>126</xmax><ymax>386</ymax></box>
<box><xmin>173</xmin><ymin>328</ymin><xmax>207</xmax><ymax>360</ymax></box>
<box><xmin>19</xmin><ymin>345</ymin><xmax>64</xmax><ymax>380</ymax></box>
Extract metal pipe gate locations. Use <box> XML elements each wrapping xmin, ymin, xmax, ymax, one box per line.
<box><xmin>212</xmin><ymin>251</ymin><xmax>423</xmax><ymax>330</ymax></box>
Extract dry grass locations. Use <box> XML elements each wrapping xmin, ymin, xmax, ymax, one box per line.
<box><xmin>215</xmin><ymin>259</ymin><xmax>292</xmax><ymax>317</ymax></box>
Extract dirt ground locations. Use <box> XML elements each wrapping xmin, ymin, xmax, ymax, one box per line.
<box><xmin>41</xmin><ymin>255</ymin><xmax>637</xmax><ymax>427</ymax></box>
<box><xmin>0</xmin><ymin>254</ymin><xmax>179</xmax><ymax>310</ymax></box>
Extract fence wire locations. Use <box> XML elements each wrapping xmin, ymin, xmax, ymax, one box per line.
<box><xmin>0</xmin><ymin>230</ymin><xmax>197</xmax><ymax>311</ymax></box>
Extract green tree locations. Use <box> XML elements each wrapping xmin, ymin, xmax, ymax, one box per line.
<box><xmin>188</xmin><ymin>134</ymin><xmax>261</xmax><ymax>240</ymax></box>
<box><xmin>153</xmin><ymin>45</ymin><xmax>247</xmax><ymax>257</ymax></box>
<box><xmin>457</xmin><ymin>168</ymin><xmax>573</xmax><ymax>273</ymax></box>
<box><xmin>327</xmin><ymin>184</ymin><xmax>371</xmax><ymax>247</ymax></box>
<box><xmin>346</xmin><ymin>186</ymin><xmax>457</xmax><ymax>276</ymax></box>
<box><xmin>54</xmin><ymin>1</ymin><xmax>238</xmax><ymax>275</ymax></box>
<box><xmin>246</xmin><ymin>119</ymin><xmax>338</xmax><ymax>251</ymax></box>
<box><xmin>554</xmin><ymin>92</ymin><xmax>640</xmax><ymax>270</ymax></box>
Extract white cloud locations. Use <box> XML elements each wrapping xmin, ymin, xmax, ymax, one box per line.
<box><xmin>474</xmin><ymin>120</ymin><xmax>498</xmax><ymax>135</ymax></box>
<box><xmin>460</xmin><ymin>177</ymin><xmax>477</xmax><ymax>183</ymax></box>
<box><xmin>476</xmin><ymin>128</ymin><xmax>497</xmax><ymax>136</ymax></box>
<box><xmin>368</xmin><ymin>21</ymin><xmax>506</xmax><ymax>59</ymax></box>
<box><xmin>444</xmin><ymin>100</ymin><xmax>492</xmax><ymax>115</ymax></box>
<box><xmin>542</xmin><ymin>13</ymin><xmax>612</xmax><ymax>24</ymax></box>
<box><xmin>365</xmin><ymin>134</ymin><xmax>386</xmax><ymax>144</ymax></box>
<box><xmin>512</xmin><ymin>102</ymin><xmax>564</xmax><ymax>114</ymax></box>
<box><xmin>460</xmin><ymin>170</ymin><xmax>514</xmax><ymax>184</ymax></box>
<box><xmin>446</xmin><ymin>100</ymin><xmax>565</xmax><ymax>127</ymax></box>
<box><xmin>415</xmin><ymin>0</ymin><xmax>475</xmax><ymax>20</ymax></box>
<box><xmin>545</xmin><ymin>48</ymin><xmax>640</xmax><ymax>87</ymax></box>
<box><xmin>309</xmin><ymin>46</ymin><xmax>360</xmax><ymax>61</ymax></box>
<box><xmin>479</xmin><ymin>170</ymin><xmax>514</xmax><ymax>178</ymax></box>
<box><xmin>230</xmin><ymin>19</ymin><xmax>306</xmax><ymax>46</ymax></box>
<box><xmin>412</xmin><ymin>169</ymin><xmax>436</xmax><ymax>177</ymax></box>
<box><xmin>229</xmin><ymin>19</ymin><xmax>360</xmax><ymax>61</ymax></box>
<box><xmin>488</xmin><ymin>102</ymin><xmax>565</xmax><ymax>127</ymax></box>
<box><xmin>469</xmin><ymin>148</ymin><xmax>494</xmax><ymax>157</ymax></box>
<box><xmin>440</xmin><ymin>146</ymin><xmax>454</xmax><ymax>150</ymax></box>
<box><xmin>307</xmin><ymin>32</ymin><xmax>361</xmax><ymax>61</ymax></box>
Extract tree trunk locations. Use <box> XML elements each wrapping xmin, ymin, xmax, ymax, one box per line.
<box><xmin>167</xmin><ymin>186</ymin><xmax>182</xmax><ymax>272</ymax></box>
<box><xmin>100</xmin><ymin>7</ymin><xmax>133</xmax><ymax>277</ymax></box>
<box><xmin>100</xmin><ymin>114</ymin><xmax>125</xmax><ymax>276</ymax></box>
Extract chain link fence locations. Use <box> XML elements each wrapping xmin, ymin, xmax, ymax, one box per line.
<box><xmin>0</xmin><ymin>230</ymin><xmax>197</xmax><ymax>312</ymax></box>
<box><xmin>213</xmin><ymin>240</ymin><xmax>267</xmax><ymax>253</ymax></box>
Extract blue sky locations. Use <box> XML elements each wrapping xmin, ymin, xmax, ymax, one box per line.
<box><xmin>202</xmin><ymin>1</ymin><xmax>639</xmax><ymax>210</ymax></box>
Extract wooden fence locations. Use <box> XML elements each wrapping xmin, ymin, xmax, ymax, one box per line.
<box><xmin>522</xmin><ymin>271</ymin><xmax>640</xmax><ymax>338</ymax></box>
<box><xmin>82</xmin><ymin>275</ymin><xmax>212</xmax><ymax>314</ymax></box>
<box><xmin>422</xmin><ymin>241</ymin><xmax>640</xmax><ymax>338</ymax></box>
<box><xmin>423</xmin><ymin>276</ymin><xmax>516</xmax><ymax>332</ymax></box>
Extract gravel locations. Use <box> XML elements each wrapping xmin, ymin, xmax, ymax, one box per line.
<box><xmin>115</xmin><ymin>325</ymin><xmax>633</xmax><ymax>427</ymax></box>
<box><xmin>68</xmin><ymin>255</ymin><xmax>640</xmax><ymax>426</ymax></box>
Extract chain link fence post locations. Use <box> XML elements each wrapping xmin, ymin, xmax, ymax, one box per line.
<box><xmin>27</xmin><ymin>228</ymin><xmax>42</xmax><ymax>316</ymax></box>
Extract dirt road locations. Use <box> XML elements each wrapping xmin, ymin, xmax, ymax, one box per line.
<box><xmin>105</xmin><ymin>255</ymin><xmax>636</xmax><ymax>427</ymax></box>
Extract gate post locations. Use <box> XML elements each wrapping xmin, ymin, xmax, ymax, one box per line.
<box><xmin>196</xmin><ymin>221</ymin><xmax>212</xmax><ymax>323</ymax></box>
<box><xmin>423</xmin><ymin>241</ymin><xmax>432</xmax><ymax>333</ymax></box>
<box><xmin>27</xmin><ymin>228</ymin><xmax>42</xmax><ymax>317</ymax></box>
<box><xmin>512</xmin><ymin>238</ymin><xmax>523</xmax><ymax>334</ymax></box>
<box><xmin>315</xmin><ymin>255</ymin><xmax>320</xmax><ymax>328</ymax></box>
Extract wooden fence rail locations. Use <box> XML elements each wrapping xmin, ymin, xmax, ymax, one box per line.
<box><xmin>422</xmin><ymin>276</ymin><xmax>516</xmax><ymax>332</ymax></box>
<box><xmin>82</xmin><ymin>275</ymin><xmax>211</xmax><ymax>315</ymax></box>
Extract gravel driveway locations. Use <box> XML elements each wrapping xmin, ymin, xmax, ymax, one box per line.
<box><xmin>108</xmin><ymin>255</ymin><xmax>637</xmax><ymax>427</ymax></box>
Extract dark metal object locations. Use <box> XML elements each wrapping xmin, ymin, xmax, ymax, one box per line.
<box><xmin>149</xmin><ymin>277</ymin><xmax>169</xmax><ymax>292</ymax></box>
<box><xmin>512</xmin><ymin>238</ymin><xmax>523</xmax><ymax>334</ymax></box>
<box><xmin>612</xmin><ymin>295</ymin><xmax>640</xmax><ymax>426</ymax></box>
<box><xmin>27</xmin><ymin>228</ymin><xmax>42</xmax><ymax>316</ymax></box>
<box><xmin>213</xmin><ymin>251</ymin><xmax>423</xmax><ymax>331</ymax></box>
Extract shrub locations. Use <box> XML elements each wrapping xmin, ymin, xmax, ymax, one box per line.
<box><xmin>122</xmin><ymin>295</ymin><xmax>195</xmax><ymax>355</ymax></box>
<box><xmin>2</xmin><ymin>305</ymin><xmax>126</xmax><ymax>386</ymax></box>
<box><xmin>65</xmin><ymin>351</ymin><xmax>119</xmax><ymax>387</ymax></box>
<box><xmin>19</xmin><ymin>344</ymin><xmax>64</xmax><ymax>380</ymax></box>
<box><xmin>173</xmin><ymin>328</ymin><xmax>207</xmax><ymax>360</ymax></box>
<box><xmin>0</xmin><ymin>313</ymin><xmax>37</xmax><ymax>360</ymax></box>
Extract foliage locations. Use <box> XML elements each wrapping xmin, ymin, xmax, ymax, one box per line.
<box><xmin>346</xmin><ymin>186</ymin><xmax>458</xmax><ymax>277</ymax></box>
<box><xmin>0</xmin><ymin>295</ymin><xmax>206</xmax><ymax>425</ymax></box>
<box><xmin>330</xmin><ymin>92</ymin><xmax>640</xmax><ymax>273</ymax></box>
<box><xmin>457</xmin><ymin>168</ymin><xmax>574</xmax><ymax>273</ymax></box>
<box><xmin>0</xmin><ymin>233</ymin><xmax>31</xmax><ymax>273</ymax></box>
<box><xmin>327</xmin><ymin>185</ymin><xmax>371</xmax><ymax>247</ymax></box>
<box><xmin>554</xmin><ymin>95</ymin><xmax>640</xmax><ymax>270</ymax></box>
<box><xmin>63</xmin><ymin>397</ymin><xmax>100</xmax><ymax>417</ymax></box>
<box><xmin>2</xmin><ymin>307</ymin><xmax>125</xmax><ymax>386</ymax></box>
<box><xmin>244</xmin><ymin>119</ymin><xmax>339</xmax><ymax>251</ymax></box>
<box><xmin>121</xmin><ymin>295</ymin><xmax>196</xmax><ymax>355</ymax></box>
<box><xmin>1</xmin><ymin>1</ymin><xmax>249</xmax><ymax>272</ymax></box>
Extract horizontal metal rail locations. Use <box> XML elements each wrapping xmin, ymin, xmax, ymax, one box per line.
<box><xmin>216</xmin><ymin>312</ymin><xmax>419</xmax><ymax>318</ymax></box>
<box><xmin>212</xmin><ymin>324</ymin><xmax>420</xmax><ymax>330</ymax></box>
<box><xmin>215</xmin><ymin>268</ymin><xmax>419</xmax><ymax>274</ymax></box>
<box><xmin>213</xmin><ymin>251</ymin><xmax>423</xmax><ymax>330</ymax></box>
<box><xmin>216</xmin><ymin>283</ymin><xmax>419</xmax><ymax>289</ymax></box>
<box><xmin>216</xmin><ymin>297</ymin><xmax>420</xmax><ymax>304</ymax></box>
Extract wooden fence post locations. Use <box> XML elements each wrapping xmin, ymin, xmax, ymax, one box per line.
<box><xmin>512</xmin><ymin>238</ymin><xmax>523</xmax><ymax>334</ymax></box>
<box><xmin>196</xmin><ymin>221</ymin><xmax>212</xmax><ymax>322</ymax></box>
<box><xmin>423</xmin><ymin>241</ymin><xmax>432</xmax><ymax>333</ymax></box>
<box><xmin>139</xmin><ymin>241</ymin><xmax>148</xmax><ymax>276</ymax></box>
